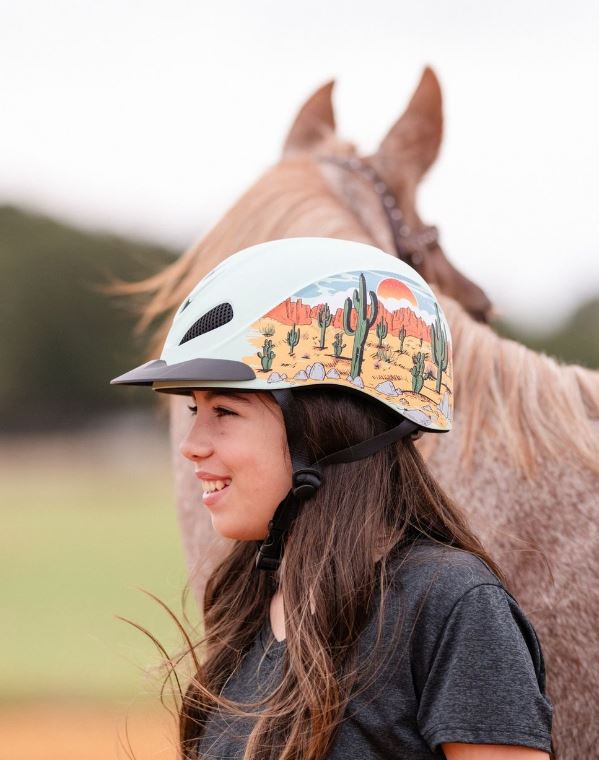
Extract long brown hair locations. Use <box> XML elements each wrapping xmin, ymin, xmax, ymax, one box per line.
<box><xmin>155</xmin><ymin>385</ymin><xmax>509</xmax><ymax>760</ymax></box>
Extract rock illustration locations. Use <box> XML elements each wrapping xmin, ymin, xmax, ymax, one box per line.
<box><xmin>376</xmin><ymin>380</ymin><xmax>399</xmax><ymax>396</ymax></box>
<box><xmin>308</xmin><ymin>362</ymin><xmax>326</xmax><ymax>380</ymax></box>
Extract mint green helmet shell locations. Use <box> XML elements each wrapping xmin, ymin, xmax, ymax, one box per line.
<box><xmin>111</xmin><ymin>237</ymin><xmax>453</xmax><ymax>432</ymax></box>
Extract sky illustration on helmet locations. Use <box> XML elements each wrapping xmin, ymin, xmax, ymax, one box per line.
<box><xmin>244</xmin><ymin>269</ymin><xmax>453</xmax><ymax>430</ymax></box>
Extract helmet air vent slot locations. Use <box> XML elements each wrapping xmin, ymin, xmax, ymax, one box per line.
<box><xmin>179</xmin><ymin>302</ymin><xmax>234</xmax><ymax>345</ymax></box>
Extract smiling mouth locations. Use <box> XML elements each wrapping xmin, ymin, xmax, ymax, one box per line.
<box><xmin>200</xmin><ymin>479</ymin><xmax>232</xmax><ymax>493</ymax></box>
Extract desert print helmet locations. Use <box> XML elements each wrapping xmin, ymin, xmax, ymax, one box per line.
<box><xmin>111</xmin><ymin>237</ymin><xmax>453</xmax><ymax>432</ymax></box>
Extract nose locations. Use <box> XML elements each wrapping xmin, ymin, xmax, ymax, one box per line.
<box><xmin>179</xmin><ymin>422</ymin><xmax>215</xmax><ymax>462</ymax></box>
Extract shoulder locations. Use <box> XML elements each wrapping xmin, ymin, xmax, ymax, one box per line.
<box><xmin>381</xmin><ymin>539</ymin><xmax>527</xmax><ymax>680</ymax></box>
<box><xmin>385</xmin><ymin>538</ymin><xmax>506</xmax><ymax>618</ymax></box>
<box><xmin>376</xmin><ymin>540</ymin><xmax>552</xmax><ymax>754</ymax></box>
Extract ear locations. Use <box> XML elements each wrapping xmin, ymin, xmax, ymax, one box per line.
<box><xmin>366</xmin><ymin>66</ymin><xmax>443</xmax><ymax>188</ymax></box>
<box><xmin>282</xmin><ymin>79</ymin><xmax>337</xmax><ymax>157</ymax></box>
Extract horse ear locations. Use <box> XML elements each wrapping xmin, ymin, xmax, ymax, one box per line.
<box><xmin>366</xmin><ymin>66</ymin><xmax>443</xmax><ymax>185</ymax></box>
<box><xmin>282</xmin><ymin>79</ymin><xmax>337</xmax><ymax>157</ymax></box>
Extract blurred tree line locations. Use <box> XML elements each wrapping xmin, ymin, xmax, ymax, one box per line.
<box><xmin>0</xmin><ymin>205</ymin><xmax>176</xmax><ymax>431</ymax></box>
<box><xmin>494</xmin><ymin>297</ymin><xmax>599</xmax><ymax>370</ymax></box>
<box><xmin>1</xmin><ymin>204</ymin><xmax>597</xmax><ymax>432</ymax></box>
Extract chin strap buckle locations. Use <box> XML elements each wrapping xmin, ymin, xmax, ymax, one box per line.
<box><xmin>255</xmin><ymin>523</ymin><xmax>284</xmax><ymax>571</ymax></box>
<box><xmin>255</xmin><ymin>517</ymin><xmax>287</xmax><ymax>571</ymax></box>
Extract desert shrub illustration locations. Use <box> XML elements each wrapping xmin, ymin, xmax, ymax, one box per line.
<box><xmin>431</xmin><ymin>303</ymin><xmax>449</xmax><ymax>393</ymax></box>
<box><xmin>343</xmin><ymin>273</ymin><xmax>378</xmax><ymax>379</ymax></box>
<box><xmin>376</xmin><ymin>318</ymin><xmax>388</xmax><ymax>348</ymax></box>
<box><xmin>260</xmin><ymin>322</ymin><xmax>276</xmax><ymax>337</ymax></box>
<box><xmin>399</xmin><ymin>325</ymin><xmax>406</xmax><ymax>354</ymax></box>
<box><xmin>257</xmin><ymin>338</ymin><xmax>275</xmax><ymax>371</ymax></box>
<box><xmin>332</xmin><ymin>332</ymin><xmax>346</xmax><ymax>358</ymax></box>
<box><xmin>410</xmin><ymin>351</ymin><xmax>427</xmax><ymax>393</ymax></box>
<box><xmin>376</xmin><ymin>346</ymin><xmax>395</xmax><ymax>363</ymax></box>
<box><xmin>285</xmin><ymin>323</ymin><xmax>300</xmax><ymax>356</ymax></box>
<box><xmin>317</xmin><ymin>303</ymin><xmax>332</xmax><ymax>349</ymax></box>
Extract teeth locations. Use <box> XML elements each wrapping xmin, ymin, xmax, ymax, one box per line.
<box><xmin>201</xmin><ymin>479</ymin><xmax>231</xmax><ymax>493</ymax></box>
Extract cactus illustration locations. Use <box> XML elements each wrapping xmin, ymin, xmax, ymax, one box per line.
<box><xmin>376</xmin><ymin>318</ymin><xmax>388</xmax><ymax>348</ymax></box>
<box><xmin>285</xmin><ymin>323</ymin><xmax>300</xmax><ymax>355</ymax></box>
<box><xmin>431</xmin><ymin>303</ymin><xmax>449</xmax><ymax>393</ymax></box>
<box><xmin>332</xmin><ymin>332</ymin><xmax>346</xmax><ymax>358</ymax></box>
<box><xmin>410</xmin><ymin>351</ymin><xmax>426</xmax><ymax>393</ymax></box>
<box><xmin>399</xmin><ymin>324</ymin><xmax>407</xmax><ymax>354</ymax></box>
<box><xmin>419</xmin><ymin>336</ymin><xmax>423</xmax><ymax>348</ymax></box>
<box><xmin>317</xmin><ymin>303</ymin><xmax>332</xmax><ymax>349</ymax></box>
<box><xmin>343</xmin><ymin>272</ymin><xmax>378</xmax><ymax>379</ymax></box>
<box><xmin>257</xmin><ymin>338</ymin><xmax>275</xmax><ymax>371</ymax></box>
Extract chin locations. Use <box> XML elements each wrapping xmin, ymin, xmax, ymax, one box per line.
<box><xmin>211</xmin><ymin>516</ymin><xmax>268</xmax><ymax>542</ymax></box>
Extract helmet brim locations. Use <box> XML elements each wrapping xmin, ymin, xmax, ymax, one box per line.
<box><xmin>110</xmin><ymin>357</ymin><xmax>256</xmax><ymax>386</ymax></box>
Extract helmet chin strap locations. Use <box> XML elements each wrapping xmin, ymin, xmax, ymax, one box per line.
<box><xmin>254</xmin><ymin>389</ymin><xmax>420</xmax><ymax>572</ymax></box>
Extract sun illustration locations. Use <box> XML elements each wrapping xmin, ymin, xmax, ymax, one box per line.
<box><xmin>376</xmin><ymin>278</ymin><xmax>417</xmax><ymax>307</ymax></box>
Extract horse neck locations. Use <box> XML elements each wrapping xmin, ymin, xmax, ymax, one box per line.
<box><xmin>429</xmin><ymin>292</ymin><xmax>599</xmax><ymax>482</ymax></box>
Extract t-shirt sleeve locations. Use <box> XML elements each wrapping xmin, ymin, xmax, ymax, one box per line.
<box><xmin>416</xmin><ymin>583</ymin><xmax>553</xmax><ymax>754</ymax></box>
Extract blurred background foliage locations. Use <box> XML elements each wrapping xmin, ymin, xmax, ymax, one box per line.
<box><xmin>0</xmin><ymin>205</ymin><xmax>176</xmax><ymax>432</ymax></box>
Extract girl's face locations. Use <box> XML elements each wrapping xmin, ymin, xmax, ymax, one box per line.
<box><xmin>179</xmin><ymin>389</ymin><xmax>293</xmax><ymax>540</ymax></box>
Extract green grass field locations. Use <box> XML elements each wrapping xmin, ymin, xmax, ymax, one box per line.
<box><xmin>0</xmin><ymin>429</ymin><xmax>201</xmax><ymax>705</ymax></box>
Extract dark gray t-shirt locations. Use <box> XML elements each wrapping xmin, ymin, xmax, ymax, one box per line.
<box><xmin>196</xmin><ymin>540</ymin><xmax>553</xmax><ymax>758</ymax></box>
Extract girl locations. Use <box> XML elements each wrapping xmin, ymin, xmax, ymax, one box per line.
<box><xmin>111</xmin><ymin>237</ymin><xmax>554</xmax><ymax>760</ymax></box>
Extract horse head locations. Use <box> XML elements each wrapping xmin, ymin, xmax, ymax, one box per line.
<box><xmin>281</xmin><ymin>66</ymin><xmax>493</xmax><ymax>323</ymax></box>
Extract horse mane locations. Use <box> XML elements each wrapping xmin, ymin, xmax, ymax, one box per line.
<box><xmin>441</xmin><ymin>294</ymin><xmax>599</xmax><ymax>478</ymax></box>
<box><xmin>106</xmin><ymin>156</ymin><xmax>599</xmax><ymax>481</ymax></box>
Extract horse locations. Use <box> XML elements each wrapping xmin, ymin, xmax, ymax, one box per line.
<box><xmin>113</xmin><ymin>67</ymin><xmax>599</xmax><ymax>759</ymax></box>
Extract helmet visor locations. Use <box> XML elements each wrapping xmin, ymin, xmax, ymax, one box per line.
<box><xmin>110</xmin><ymin>357</ymin><xmax>255</xmax><ymax>387</ymax></box>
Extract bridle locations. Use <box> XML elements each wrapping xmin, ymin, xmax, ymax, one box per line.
<box><xmin>315</xmin><ymin>154</ymin><xmax>439</xmax><ymax>271</ymax></box>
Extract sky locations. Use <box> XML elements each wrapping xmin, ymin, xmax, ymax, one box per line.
<box><xmin>2</xmin><ymin>0</ymin><xmax>598</xmax><ymax>332</ymax></box>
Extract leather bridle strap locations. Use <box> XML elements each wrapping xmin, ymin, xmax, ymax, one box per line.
<box><xmin>315</xmin><ymin>154</ymin><xmax>439</xmax><ymax>271</ymax></box>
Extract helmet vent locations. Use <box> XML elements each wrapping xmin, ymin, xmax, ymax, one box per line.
<box><xmin>179</xmin><ymin>302</ymin><xmax>234</xmax><ymax>345</ymax></box>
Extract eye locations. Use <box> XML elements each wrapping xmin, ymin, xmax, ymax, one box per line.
<box><xmin>214</xmin><ymin>405</ymin><xmax>236</xmax><ymax>417</ymax></box>
<box><xmin>186</xmin><ymin>404</ymin><xmax>236</xmax><ymax>417</ymax></box>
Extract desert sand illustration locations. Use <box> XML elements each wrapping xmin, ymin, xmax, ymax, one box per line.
<box><xmin>242</xmin><ymin>270</ymin><xmax>453</xmax><ymax>429</ymax></box>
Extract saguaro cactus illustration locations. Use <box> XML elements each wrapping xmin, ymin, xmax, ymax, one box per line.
<box><xmin>376</xmin><ymin>318</ymin><xmax>388</xmax><ymax>348</ymax></box>
<box><xmin>343</xmin><ymin>272</ymin><xmax>378</xmax><ymax>379</ymax></box>
<box><xmin>410</xmin><ymin>351</ymin><xmax>426</xmax><ymax>393</ymax></box>
<box><xmin>399</xmin><ymin>325</ymin><xmax>407</xmax><ymax>354</ymax></box>
<box><xmin>285</xmin><ymin>323</ymin><xmax>300</xmax><ymax>355</ymax></box>
<box><xmin>332</xmin><ymin>332</ymin><xmax>346</xmax><ymax>358</ymax></box>
<box><xmin>431</xmin><ymin>303</ymin><xmax>448</xmax><ymax>393</ymax></box>
<box><xmin>257</xmin><ymin>338</ymin><xmax>275</xmax><ymax>371</ymax></box>
<box><xmin>317</xmin><ymin>303</ymin><xmax>332</xmax><ymax>349</ymax></box>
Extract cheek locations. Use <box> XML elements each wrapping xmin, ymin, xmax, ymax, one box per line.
<box><xmin>234</xmin><ymin>426</ymin><xmax>291</xmax><ymax>509</ymax></box>
<box><xmin>211</xmin><ymin>427</ymin><xmax>291</xmax><ymax>541</ymax></box>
